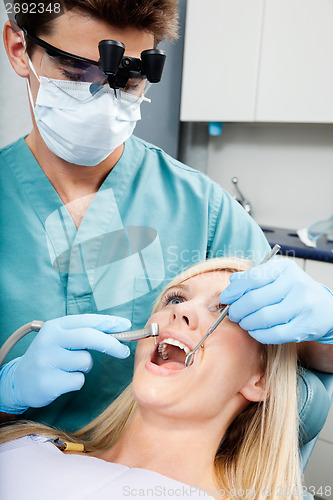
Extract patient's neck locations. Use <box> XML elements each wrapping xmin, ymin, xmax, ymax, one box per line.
<box><xmin>93</xmin><ymin>408</ymin><xmax>230</xmax><ymax>494</ymax></box>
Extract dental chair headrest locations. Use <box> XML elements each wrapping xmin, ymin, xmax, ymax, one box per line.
<box><xmin>298</xmin><ymin>369</ymin><xmax>330</xmax><ymax>445</ymax></box>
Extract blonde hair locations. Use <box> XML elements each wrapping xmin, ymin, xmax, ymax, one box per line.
<box><xmin>0</xmin><ymin>257</ymin><xmax>302</xmax><ymax>499</ymax></box>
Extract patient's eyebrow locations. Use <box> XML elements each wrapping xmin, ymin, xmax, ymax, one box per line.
<box><xmin>167</xmin><ymin>285</ymin><xmax>224</xmax><ymax>300</ymax></box>
<box><xmin>168</xmin><ymin>283</ymin><xmax>189</xmax><ymax>291</ymax></box>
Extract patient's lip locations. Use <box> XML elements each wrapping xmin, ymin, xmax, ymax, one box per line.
<box><xmin>145</xmin><ymin>358</ymin><xmax>187</xmax><ymax>376</ymax></box>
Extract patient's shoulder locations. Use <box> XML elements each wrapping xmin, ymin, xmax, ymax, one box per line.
<box><xmin>0</xmin><ymin>434</ymin><xmax>47</xmax><ymax>452</ymax></box>
<box><xmin>0</xmin><ymin>435</ymin><xmax>128</xmax><ymax>500</ymax></box>
<box><xmin>0</xmin><ymin>436</ymin><xmax>216</xmax><ymax>499</ymax></box>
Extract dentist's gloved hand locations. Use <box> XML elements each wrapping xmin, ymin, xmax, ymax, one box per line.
<box><xmin>0</xmin><ymin>314</ymin><xmax>131</xmax><ymax>414</ymax></box>
<box><xmin>219</xmin><ymin>257</ymin><xmax>333</xmax><ymax>344</ymax></box>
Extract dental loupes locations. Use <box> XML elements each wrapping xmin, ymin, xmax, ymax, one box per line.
<box><xmin>184</xmin><ymin>244</ymin><xmax>281</xmax><ymax>367</ymax></box>
<box><xmin>109</xmin><ymin>323</ymin><xmax>159</xmax><ymax>342</ymax></box>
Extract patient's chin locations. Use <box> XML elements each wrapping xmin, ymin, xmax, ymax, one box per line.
<box><xmin>132</xmin><ymin>379</ymin><xmax>173</xmax><ymax>412</ymax></box>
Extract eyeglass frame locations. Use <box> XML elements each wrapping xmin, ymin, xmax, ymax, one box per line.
<box><xmin>21</xmin><ymin>27</ymin><xmax>150</xmax><ymax>90</ymax></box>
<box><xmin>22</xmin><ymin>28</ymin><xmax>102</xmax><ymax>67</ymax></box>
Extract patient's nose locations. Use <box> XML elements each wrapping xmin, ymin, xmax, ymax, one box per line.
<box><xmin>170</xmin><ymin>302</ymin><xmax>198</xmax><ymax>330</ymax></box>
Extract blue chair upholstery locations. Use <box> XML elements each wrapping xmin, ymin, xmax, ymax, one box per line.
<box><xmin>298</xmin><ymin>369</ymin><xmax>333</xmax><ymax>469</ymax></box>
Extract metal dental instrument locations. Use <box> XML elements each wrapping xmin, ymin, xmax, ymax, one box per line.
<box><xmin>184</xmin><ymin>244</ymin><xmax>281</xmax><ymax>367</ymax></box>
<box><xmin>110</xmin><ymin>323</ymin><xmax>159</xmax><ymax>342</ymax></box>
<box><xmin>0</xmin><ymin>322</ymin><xmax>159</xmax><ymax>366</ymax></box>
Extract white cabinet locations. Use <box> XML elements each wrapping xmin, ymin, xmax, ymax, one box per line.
<box><xmin>180</xmin><ymin>0</ymin><xmax>264</xmax><ymax>121</ymax></box>
<box><xmin>256</xmin><ymin>0</ymin><xmax>333</xmax><ymax>123</ymax></box>
<box><xmin>180</xmin><ymin>0</ymin><xmax>333</xmax><ymax>123</ymax></box>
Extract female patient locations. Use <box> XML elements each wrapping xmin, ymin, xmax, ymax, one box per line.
<box><xmin>0</xmin><ymin>257</ymin><xmax>302</xmax><ymax>499</ymax></box>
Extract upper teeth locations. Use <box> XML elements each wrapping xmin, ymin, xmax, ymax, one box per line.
<box><xmin>158</xmin><ymin>338</ymin><xmax>191</xmax><ymax>360</ymax></box>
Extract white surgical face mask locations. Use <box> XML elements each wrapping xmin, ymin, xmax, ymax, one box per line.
<box><xmin>27</xmin><ymin>59</ymin><xmax>146</xmax><ymax>166</ymax></box>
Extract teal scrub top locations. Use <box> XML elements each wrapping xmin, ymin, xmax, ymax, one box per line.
<box><xmin>0</xmin><ymin>135</ymin><xmax>270</xmax><ymax>431</ymax></box>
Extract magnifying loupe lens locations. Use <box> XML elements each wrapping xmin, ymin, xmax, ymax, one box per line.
<box><xmin>39</xmin><ymin>52</ymin><xmax>151</xmax><ymax>105</ymax></box>
<box><xmin>40</xmin><ymin>51</ymin><xmax>107</xmax><ymax>101</ymax></box>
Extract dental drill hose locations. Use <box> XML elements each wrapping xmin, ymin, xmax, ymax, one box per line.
<box><xmin>0</xmin><ymin>321</ymin><xmax>44</xmax><ymax>365</ymax></box>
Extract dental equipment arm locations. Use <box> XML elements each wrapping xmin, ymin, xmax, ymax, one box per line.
<box><xmin>0</xmin><ymin>314</ymin><xmax>158</xmax><ymax>414</ymax></box>
<box><xmin>219</xmin><ymin>252</ymin><xmax>333</xmax><ymax>353</ymax></box>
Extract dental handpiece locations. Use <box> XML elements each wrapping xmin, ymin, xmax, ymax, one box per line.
<box><xmin>110</xmin><ymin>323</ymin><xmax>159</xmax><ymax>341</ymax></box>
<box><xmin>184</xmin><ymin>244</ymin><xmax>281</xmax><ymax>367</ymax></box>
<box><xmin>0</xmin><ymin>322</ymin><xmax>159</xmax><ymax>366</ymax></box>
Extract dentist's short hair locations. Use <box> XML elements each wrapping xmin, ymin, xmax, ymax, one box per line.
<box><xmin>13</xmin><ymin>0</ymin><xmax>179</xmax><ymax>55</ymax></box>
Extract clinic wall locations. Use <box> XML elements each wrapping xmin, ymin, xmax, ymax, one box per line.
<box><xmin>206</xmin><ymin>123</ymin><xmax>333</xmax><ymax>230</ymax></box>
<box><xmin>0</xmin><ymin>3</ymin><xmax>32</xmax><ymax>147</ymax></box>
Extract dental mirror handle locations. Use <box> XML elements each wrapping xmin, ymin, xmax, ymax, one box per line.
<box><xmin>184</xmin><ymin>304</ymin><xmax>231</xmax><ymax>367</ymax></box>
<box><xmin>184</xmin><ymin>244</ymin><xmax>281</xmax><ymax>367</ymax></box>
<box><xmin>260</xmin><ymin>244</ymin><xmax>281</xmax><ymax>264</ymax></box>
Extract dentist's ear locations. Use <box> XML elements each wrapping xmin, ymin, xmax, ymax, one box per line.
<box><xmin>239</xmin><ymin>372</ymin><xmax>267</xmax><ymax>403</ymax></box>
<box><xmin>3</xmin><ymin>21</ymin><xmax>29</xmax><ymax>77</ymax></box>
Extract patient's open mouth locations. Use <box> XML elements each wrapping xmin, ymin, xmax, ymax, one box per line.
<box><xmin>151</xmin><ymin>338</ymin><xmax>190</xmax><ymax>370</ymax></box>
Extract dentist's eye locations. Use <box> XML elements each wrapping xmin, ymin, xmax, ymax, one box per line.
<box><xmin>161</xmin><ymin>291</ymin><xmax>187</xmax><ymax>307</ymax></box>
<box><xmin>61</xmin><ymin>69</ymin><xmax>84</xmax><ymax>81</ymax></box>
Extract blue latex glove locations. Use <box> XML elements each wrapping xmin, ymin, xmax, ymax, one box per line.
<box><xmin>219</xmin><ymin>258</ymin><xmax>333</xmax><ymax>344</ymax></box>
<box><xmin>0</xmin><ymin>314</ymin><xmax>131</xmax><ymax>414</ymax></box>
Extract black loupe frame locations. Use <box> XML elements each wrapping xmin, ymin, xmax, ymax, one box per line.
<box><xmin>98</xmin><ymin>39</ymin><xmax>166</xmax><ymax>89</ymax></box>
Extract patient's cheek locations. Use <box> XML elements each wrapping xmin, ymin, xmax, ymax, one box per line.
<box><xmin>146</xmin><ymin>313</ymin><xmax>162</xmax><ymax>329</ymax></box>
<box><xmin>134</xmin><ymin>341</ymin><xmax>146</xmax><ymax>368</ymax></box>
<box><xmin>215</xmin><ymin>327</ymin><xmax>261</xmax><ymax>370</ymax></box>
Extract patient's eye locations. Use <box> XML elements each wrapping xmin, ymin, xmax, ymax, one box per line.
<box><xmin>161</xmin><ymin>291</ymin><xmax>187</xmax><ymax>307</ymax></box>
<box><xmin>209</xmin><ymin>302</ymin><xmax>226</xmax><ymax>313</ymax></box>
